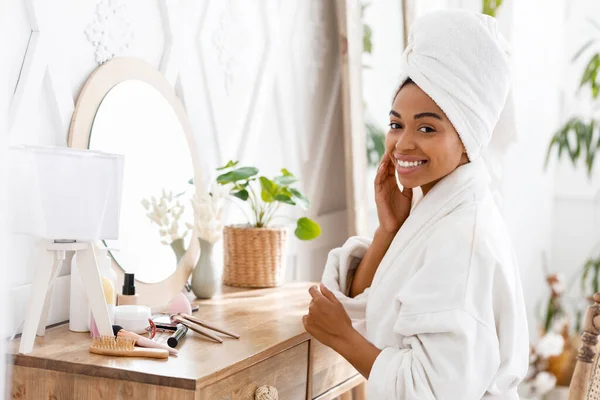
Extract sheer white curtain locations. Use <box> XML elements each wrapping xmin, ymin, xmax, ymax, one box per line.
<box><xmin>1</xmin><ymin>0</ymin><xmax>9</xmax><ymax>396</ymax></box>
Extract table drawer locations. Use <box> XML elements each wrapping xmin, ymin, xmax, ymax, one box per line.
<box><xmin>310</xmin><ymin>340</ymin><xmax>358</xmax><ymax>399</ymax></box>
<box><xmin>197</xmin><ymin>341</ymin><xmax>309</xmax><ymax>400</ymax></box>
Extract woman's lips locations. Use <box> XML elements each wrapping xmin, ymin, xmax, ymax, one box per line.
<box><xmin>393</xmin><ymin>157</ymin><xmax>428</xmax><ymax>175</ymax></box>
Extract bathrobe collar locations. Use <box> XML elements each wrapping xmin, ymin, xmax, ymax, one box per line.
<box><xmin>372</xmin><ymin>159</ymin><xmax>491</xmax><ymax>291</ymax></box>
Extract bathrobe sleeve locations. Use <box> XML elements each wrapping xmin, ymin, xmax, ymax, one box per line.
<box><xmin>321</xmin><ymin>236</ymin><xmax>372</xmax><ymax>336</ymax></box>
<box><xmin>367</xmin><ymin>309</ymin><xmax>500</xmax><ymax>399</ymax></box>
<box><xmin>367</xmin><ymin>222</ymin><xmax>504</xmax><ymax>400</ymax></box>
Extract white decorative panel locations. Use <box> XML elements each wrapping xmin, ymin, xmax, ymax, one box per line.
<box><xmin>8</xmin><ymin>0</ymin><xmax>74</xmax><ymax>141</ymax></box>
<box><xmin>198</xmin><ymin>0</ymin><xmax>269</xmax><ymax>163</ymax></box>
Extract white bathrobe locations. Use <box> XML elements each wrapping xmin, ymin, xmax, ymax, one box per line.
<box><xmin>322</xmin><ymin>159</ymin><xmax>529</xmax><ymax>400</ymax></box>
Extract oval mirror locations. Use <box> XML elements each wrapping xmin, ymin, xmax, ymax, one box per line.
<box><xmin>68</xmin><ymin>57</ymin><xmax>201</xmax><ymax>307</ymax></box>
<box><xmin>89</xmin><ymin>80</ymin><xmax>194</xmax><ymax>283</ymax></box>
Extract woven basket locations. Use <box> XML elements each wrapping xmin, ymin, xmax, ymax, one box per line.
<box><xmin>223</xmin><ymin>225</ymin><xmax>288</xmax><ymax>288</ymax></box>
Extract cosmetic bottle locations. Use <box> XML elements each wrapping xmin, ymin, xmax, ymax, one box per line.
<box><xmin>117</xmin><ymin>273</ymin><xmax>139</xmax><ymax>305</ymax></box>
<box><xmin>90</xmin><ymin>276</ymin><xmax>115</xmax><ymax>337</ymax></box>
<box><xmin>69</xmin><ymin>253</ymin><xmax>90</xmax><ymax>332</ymax></box>
<box><xmin>96</xmin><ymin>246</ymin><xmax>118</xmax><ymax>298</ymax></box>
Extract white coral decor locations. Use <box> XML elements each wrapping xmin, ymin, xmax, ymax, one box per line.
<box><xmin>191</xmin><ymin>182</ymin><xmax>230</xmax><ymax>244</ymax></box>
<box><xmin>536</xmin><ymin>332</ymin><xmax>564</xmax><ymax>359</ymax></box>
<box><xmin>141</xmin><ymin>189</ymin><xmax>189</xmax><ymax>245</ymax></box>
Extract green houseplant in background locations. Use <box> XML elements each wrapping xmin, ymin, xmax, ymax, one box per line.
<box><xmin>482</xmin><ymin>0</ymin><xmax>504</xmax><ymax>17</ymax></box>
<box><xmin>532</xmin><ymin>14</ymin><xmax>600</xmax><ymax>395</ymax></box>
<box><xmin>546</xmin><ymin>17</ymin><xmax>600</xmax><ymax>300</ymax></box>
<box><xmin>361</xmin><ymin>3</ymin><xmax>387</xmax><ymax>167</ymax></box>
<box><xmin>546</xmin><ymin>18</ymin><xmax>600</xmax><ymax>176</ymax></box>
<box><xmin>215</xmin><ymin>161</ymin><xmax>321</xmax><ymax>288</ymax></box>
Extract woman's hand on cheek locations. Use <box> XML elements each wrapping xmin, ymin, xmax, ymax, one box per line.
<box><xmin>303</xmin><ymin>284</ymin><xmax>355</xmax><ymax>351</ymax></box>
<box><xmin>374</xmin><ymin>155</ymin><xmax>412</xmax><ymax>234</ymax></box>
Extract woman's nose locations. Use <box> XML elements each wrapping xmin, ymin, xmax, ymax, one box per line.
<box><xmin>394</xmin><ymin>130</ymin><xmax>416</xmax><ymax>151</ymax></box>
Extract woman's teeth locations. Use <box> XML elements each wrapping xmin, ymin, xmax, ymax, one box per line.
<box><xmin>397</xmin><ymin>160</ymin><xmax>426</xmax><ymax>168</ymax></box>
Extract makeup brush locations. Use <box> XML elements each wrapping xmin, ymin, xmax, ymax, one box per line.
<box><xmin>112</xmin><ymin>325</ymin><xmax>178</xmax><ymax>356</ymax></box>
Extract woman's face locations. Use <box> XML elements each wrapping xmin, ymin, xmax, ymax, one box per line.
<box><xmin>386</xmin><ymin>82</ymin><xmax>469</xmax><ymax>194</ymax></box>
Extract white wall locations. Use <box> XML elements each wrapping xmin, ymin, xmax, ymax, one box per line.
<box><xmin>500</xmin><ymin>0</ymin><xmax>563</xmax><ymax>337</ymax></box>
<box><xmin>1</xmin><ymin>0</ymin><xmax>12</xmax><ymax>395</ymax></box>
<box><xmin>1</xmin><ymin>0</ymin><xmax>9</xmax><ymax>395</ymax></box>
<box><xmin>361</xmin><ymin>0</ymin><xmax>405</xmax><ymax>235</ymax></box>
<box><xmin>550</xmin><ymin>0</ymin><xmax>600</xmax><ymax>305</ymax></box>
<box><xmin>2</xmin><ymin>0</ymin><xmax>348</xmax><ymax>333</ymax></box>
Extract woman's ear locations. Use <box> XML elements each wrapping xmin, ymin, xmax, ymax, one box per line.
<box><xmin>459</xmin><ymin>144</ymin><xmax>470</xmax><ymax>164</ymax></box>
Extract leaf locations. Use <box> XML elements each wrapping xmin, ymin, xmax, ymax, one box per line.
<box><xmin>188</xmin><ymin>177</ymin><xmax>194</xmax><ymax>185</ymax></box>
<box><xmin>295</xmin><ymin>217</ymin><xmax>321</xmax><ymax>240</ymax></box>
<box><xmin>363</xmin><ymin>24</ymin><xmax>373</xmax><ymax>54</ymax></box>
<box><xmin>594</xmin><ymin>262</ymin><xmax>600</xmax><ymax>294</ymax></box>
<box><xmin>274</xmin><ymin>193</ymin><xmax>296</xmax><ymax>205</ymax></box>
<box><xmin>217</xmin><ymin>167</ymin><xmax>259</xmax><ymax>184</ymax></box>
<box><xmin>289</xmin><ymin>188</ymin><xmax>310</xmax><ymax>210</ymax></box>
<box><xmin>543</xmin><ymin>297</ymin><xmax>555</xmax><ymax>333</ymax></box>
<box><xmin>360</xmin><ymin>2</ymin><xmax>371</xmax><ymax>14</ymax></box>
<box><xmin>217</xmin><ymin>160</ymin><xmax>239</xmax><ymax>170</ymax></box>
<box><xmin>259</xmin><ymin>176</ymin><xmax>278</xmax><ymax>202</ymax></box>
<box><xmin>571</xmin><ymin>38</ymin><xmax>596</xmax><ymax>63</ymax></box>
<box><xmin>579</xmin><ymin>54</ymin><xmax>600</xmax><ymax>99</ymax></box>
<box><xmin>588</xmin><ymin>17</ymin><xmax>600</xmax><ymax>34</ymax></box>
<box><xmin>366</xmin><ymin>121</ymin><xmax>387</xmax><ymax>166</ymax></box>
<box><xmin>547</xmin><ymin>117</ymin><xmax>600</xmax><ymax>173</ymax></box>
<box><xmin>482</xmin><ymin>0</ymin><xmax>504</xmax><ymax>17</ymax></box>
<box><xmin>232</xmin><ymin>189</ymin><xmax>249</xmax><ymax>201</ymax></box>
<box><xmin>274</xmin><ymin>174</ymin><xmax>298</xmax><ymax>186</ymax></box>
<box><xmin>583</xmin><ymin>259</ymin><xmax>593</xmax><ymax>291</ymax></box>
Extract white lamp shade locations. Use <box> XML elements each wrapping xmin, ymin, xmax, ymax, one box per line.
<box><xmin>9</xmin><ymin>145</ymin><xmax>124</xmax><ymax>241</ymax></box>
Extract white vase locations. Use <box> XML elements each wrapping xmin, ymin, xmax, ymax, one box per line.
<box><xmin>170</xmin><ymin>237</ymin><xmax>186</xmax><ymax>265</ymax></box>
<box><xmin>191</xmin><ymin>238</ymin><xmax>221</xmax><ymax>299</ymax></box>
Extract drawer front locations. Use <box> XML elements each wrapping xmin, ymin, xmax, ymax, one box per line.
<box><xmin>198</xmin><ymin>341</ymin><xmax>309</xmax><ymax>400</ymax></box>
<box><xmin>11</xmin><ymin>365</ymin><xmax>195</xmax><ymax>400</ymax></box>
<box><xmin>310</xmin><ymin>340</ymin><xmax>358</xmax><ymax>399</ymax></box>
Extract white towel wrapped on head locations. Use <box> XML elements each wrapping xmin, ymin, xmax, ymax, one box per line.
<box><xmin>398</xmin><ymin>9</ymin><xmax>516</xmax><ymax>196</ymax></box>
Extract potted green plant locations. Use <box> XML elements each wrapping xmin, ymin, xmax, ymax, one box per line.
<box><xmin>215</xmin><ymin>161</ymin><xmax>321</xmax><ymax>288</ymax></box>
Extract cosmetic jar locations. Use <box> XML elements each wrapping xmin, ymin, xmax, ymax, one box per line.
<box><xmin>114</xmin><ymin>305</ymin><xmax>151</xmax><ymax>334</ymax></box>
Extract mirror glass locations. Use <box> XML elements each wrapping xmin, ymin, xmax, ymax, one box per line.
<box><xmin>89</xmin><ymin>80</ymin><xmax>194</xmax><ymax>283</ymax></box>
<box><xmin>361</xmin><ymin>1</ymin><xmax>406</xmax><ymax>235</ymax></box>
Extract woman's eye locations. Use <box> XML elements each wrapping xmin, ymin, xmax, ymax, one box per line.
<box><xmin>418</xmin><ymin>126</ymin><xmax>435</xmax><ymax>133</ymax></box>
<box><xmin>389</xmin><ymin>122</ymin><xmax>402</xmax><ymax>130</ymax></box>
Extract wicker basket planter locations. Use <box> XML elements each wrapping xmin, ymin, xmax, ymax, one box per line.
<box><xmin>223</xmin><ymin>225</ymin><xmax>288</xmax><ymax>288</ymax></box>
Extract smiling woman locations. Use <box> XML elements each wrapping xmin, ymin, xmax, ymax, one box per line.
<box><xmin>304</xmin><ymin>9</ymin><xmax>530</xmax><ymax>399</ymax></box>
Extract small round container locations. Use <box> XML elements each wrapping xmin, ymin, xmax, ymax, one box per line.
<box><xmin>113</xmin><ymin>305</ymin><xmax>151</xmax><ymax>334</ymax></box>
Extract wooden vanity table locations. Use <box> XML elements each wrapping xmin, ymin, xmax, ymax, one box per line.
<box><xmin>8</xmin><ymin>283</ymin><xmax>366</xmax><ymax>399</ymax></box>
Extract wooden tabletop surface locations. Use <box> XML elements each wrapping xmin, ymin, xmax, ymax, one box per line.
<box><xmin>8</xmin><ymin>282</ymin><xmax>315</xmax><ymax>390</ymax></box>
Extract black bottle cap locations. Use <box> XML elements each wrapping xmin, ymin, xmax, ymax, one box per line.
<box><xmin>122</xmin><ymin>273</ymin><xmax>136</xmax><ymax>295</ymax></box>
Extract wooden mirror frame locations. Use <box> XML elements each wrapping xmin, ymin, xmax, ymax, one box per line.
<box><xmin>68</xmin><ymin>57</ymin><xmax>202</xmax><ymax>308</ymax></box>
<box><xmin>334</xmin><ymin>0</ymin><xmax>409</xmax><ymax>237</ymax></box>
<box><xmin>335</xmin><ymin>0</ymin><xmax>368</xmax><ymax>237</ymax></box>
